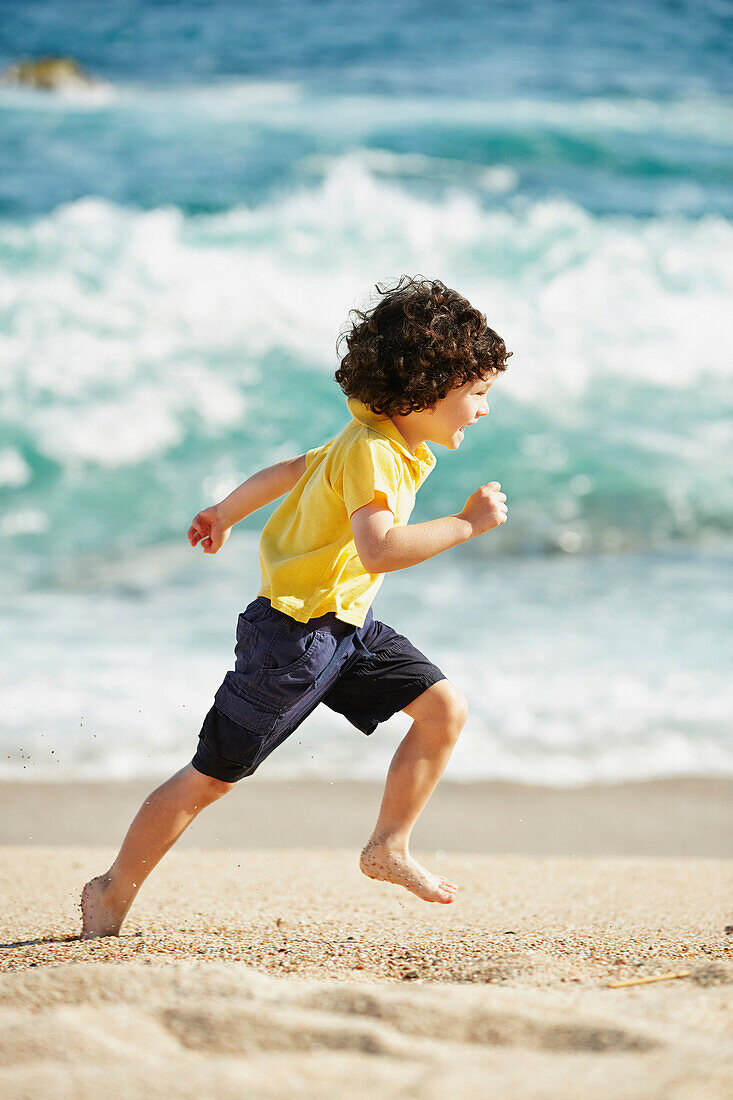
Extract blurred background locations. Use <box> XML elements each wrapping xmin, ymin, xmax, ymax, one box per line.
<box><xmin>1</xmin><ymin>0</ymin><xmax>731</xmax><ymax>786</ymax></box>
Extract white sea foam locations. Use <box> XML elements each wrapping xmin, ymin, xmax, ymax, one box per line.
<box><xmin>0</xmin><ymin>509</ymin><xmax>49</xmax><ymax>536</ymax></box>
<box><xmin>303</xmin><ymin>149</ymin><xmax>520</xmax><ymax>194</ymax></box>
<box><xmin>0</xmin><ymin>447</ymin><xmax>31</xmax><ymax>487</ymax></box>
<box><xmin>1</xmin><ymin>161</ymin><xmax>730</xmax><ymax>577</ymax></box>
<box><xmin>1</xmin><ymin>167</ymin><xmax>731</xmax><ymax>479</ymax></box>
<box><xmin>2</xmin><ymin>544</ymin><xmax>731</xmax><ymax>784</ymax></box>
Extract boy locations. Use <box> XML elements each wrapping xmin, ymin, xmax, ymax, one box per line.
<box><xmin>81</xmin><ymin>276</ymin><xmax>510</xmax><ymax>938</ymax></box>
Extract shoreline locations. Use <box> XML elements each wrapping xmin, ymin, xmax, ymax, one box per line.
<box><xmin>0</xmin><ymin>776</ymin><xmax>731</xmax><ymax>856</ymax></box>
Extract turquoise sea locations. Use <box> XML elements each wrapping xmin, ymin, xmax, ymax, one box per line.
<box><xmin>1</xmin><ymin>0</ymin><xmax>731</xmax><ymax>783</ymax></box>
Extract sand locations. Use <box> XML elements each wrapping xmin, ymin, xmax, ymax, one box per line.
<box><xmin>1</xmin><ymin>779</ymin><xmax>732</xmax><ymax>1098</ymax></box>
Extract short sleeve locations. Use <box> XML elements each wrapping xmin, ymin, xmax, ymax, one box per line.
<box><xmin>305</xmin><ymin>438</ymin><xmax>333</xmax><ymax>470</ymax></box>
<box><xmin>341</xmin><ymin>438</ymin><xmax>402</xmax><ymax>518</ymax></box>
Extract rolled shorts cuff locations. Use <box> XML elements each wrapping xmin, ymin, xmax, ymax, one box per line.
<box><xmin>349</xmin><ymin>671</ymin><xmax>448</xmax><ymax>736</ymax></box>
<box><xmin>191</xmin><ymin>712</ymin><xmax>259</xmax><ymax>783</ymax></box>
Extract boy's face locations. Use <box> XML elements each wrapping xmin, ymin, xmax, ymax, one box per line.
<box><xmin>424</xmin><ymin>375</ymin><xmax>494</xmax><ymax>451</ymax></box>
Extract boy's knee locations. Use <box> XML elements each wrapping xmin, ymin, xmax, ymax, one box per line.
<box><xmin>207</xmin><ymin>776</ymin><xmax>236</xmax><ymax>799</ymax></box>
<box><xmin>189</xmin><ymin>767</ymin><xmax>236</xmax><ymax>802</ymax></box>
<box><xmin>442</xmin><ymin>682</ymin><xmax>469</xmax><ymax>737</ymax></box>
<box><xmin>404</xmin><ymin>679</ymin><xmax>468</xmax><ymax>735</ymax></box>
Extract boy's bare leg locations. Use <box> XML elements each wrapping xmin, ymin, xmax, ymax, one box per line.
<box><xmin>81</xmin><ymin>763</ymin><xmax>234</xmax><ymax>939</ymax></box>
<box><xmin>360</xmin><ymin>681</ymin><xmax>467</xmax><ymax>904</ymax></box>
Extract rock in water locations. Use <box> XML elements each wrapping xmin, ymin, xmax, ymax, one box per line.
<box><xmin>1</xmin><ymin>56</ymin><xmax>96</xmax><ymax>91</ymax></box>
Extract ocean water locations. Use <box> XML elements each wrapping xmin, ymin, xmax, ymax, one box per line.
<box><xmin>1</xmin><ymin>0</ymin><xmax>732</xmax><ymax>784</ymax></box>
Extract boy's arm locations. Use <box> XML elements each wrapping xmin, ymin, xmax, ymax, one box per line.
<box><xmin>351</xmin><ymin>482</ymin><xmax>508</xmax><ymax>573</ymax></box>
<box><xmin>215</xmin><ymin>454</ymin><xmax>307</xmax><ymax>526</ymax></box>
<box><xmin>188</xmin><ymin>453</ymin><xmax>307</xmax><ymax>554</ymax></box>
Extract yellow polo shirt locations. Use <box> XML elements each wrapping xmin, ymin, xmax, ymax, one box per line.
<box><xmin>257</xmin><ymin>397</ymin><xmax>436</xmax><ymax>626</ymax></box>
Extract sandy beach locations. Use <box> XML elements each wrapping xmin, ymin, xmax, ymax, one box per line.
<box><xmin>0</xmin><ymin>778</ymin><xmax>731</xmax><ymax>1098</ymax></box>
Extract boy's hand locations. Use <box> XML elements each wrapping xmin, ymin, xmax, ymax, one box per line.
<box><xmin>187</xmin><ymin>505</ymin><xmax>231</xmax><ymax>554</ymax></box>
<box><xmin>459</xmin><ymin>482</ymin><xmax>508</xmax><ymax>537</ymax></box>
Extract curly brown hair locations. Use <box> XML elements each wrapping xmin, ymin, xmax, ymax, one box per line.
<box><xmin>334</xmin><ymin>275</ymin><xmax>510</xmax><ymax>417</ymax></box>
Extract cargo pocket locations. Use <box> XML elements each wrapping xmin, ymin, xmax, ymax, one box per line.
<box><xmin>214</xmin><ymin>672</ymin><xmax>279</xmax><ymax>735</ymax></box>
<box><xmin>213</xmin><ymin>615</ymin><xmax>279</xmax><ymax>735</ymax></box>
<box><xmin>258</xmin><ymin>627</ymin><xmax>337</xmax><ymax>711</ymax></box>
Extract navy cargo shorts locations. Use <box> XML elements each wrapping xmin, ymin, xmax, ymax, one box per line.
<box><xmin>191</xmin><ymin>596</ymin><xmax>447</xmax><ymax>783</ymax></box>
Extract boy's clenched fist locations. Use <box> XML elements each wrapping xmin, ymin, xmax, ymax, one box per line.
<box><xmin>459</xmin><ymin>482</ymin><xmax>508</xmax><ymax>536</ymax></box>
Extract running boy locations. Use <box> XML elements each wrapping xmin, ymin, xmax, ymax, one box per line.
<box><xmin>81</xmin><ymin>276</ymin><xmax>510</xmax><ymax>938</ymax></box>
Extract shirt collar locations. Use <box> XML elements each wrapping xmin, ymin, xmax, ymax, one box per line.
<box><xmin>347</xmin><ymin>397</ymin><xmax>436</xmax><ymax>470</ymax></box>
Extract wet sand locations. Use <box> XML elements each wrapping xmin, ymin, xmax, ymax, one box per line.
<box><xmin>2</xmin><ymin>776</ymin><xmax>732</xmax><ymax>855</ymax></box>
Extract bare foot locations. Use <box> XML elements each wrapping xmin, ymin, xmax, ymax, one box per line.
<box><xmin>80</xmin><ymin>873</ymin><xmax>129</xmax><ymax>939</ymax></box>
<box><xmin>359</xmin><ymin>839</ymin><xmax>458</xmax><ymax>904</ymax></box>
